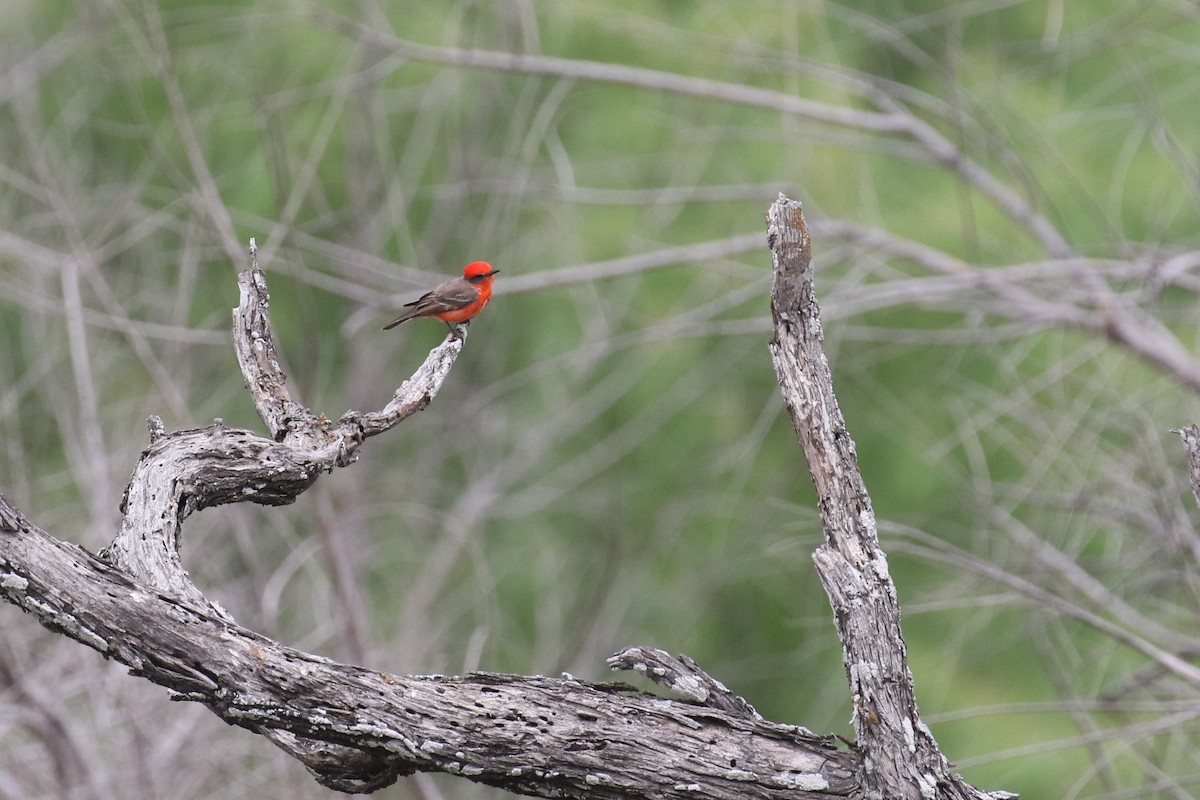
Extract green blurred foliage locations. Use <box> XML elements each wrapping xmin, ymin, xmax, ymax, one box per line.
<box><xmin>2</xmin><ymin>1</ymin><xmax>1200</xmax><ymax>798</ymax></box>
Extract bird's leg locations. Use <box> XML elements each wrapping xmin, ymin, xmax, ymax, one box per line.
<box><xmin>447</xmin><ymin>320</ymin><xmax>468</xmax><ymax>341</ymax></box>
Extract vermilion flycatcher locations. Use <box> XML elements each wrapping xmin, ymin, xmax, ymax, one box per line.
<box><xmin>383</xmin><ymin>261</ymin><xmax>500</xmax><ymax>336</ymax></box>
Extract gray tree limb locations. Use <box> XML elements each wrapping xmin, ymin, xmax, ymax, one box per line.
<box><xmin>1174</xmin><ymin>424</ymin><xmax>1200</xmax><ymax>514</ymax></box>
<box><xmin>767</xmin><ymin>194</ymin><xmax>1013</xmax><ymax>800</ymax></box>
<box><xmin>0</xmin><ymin>216</ymin><xmax>1016</xmax><ymax>799</ymax></box>
<box><xmin>0</xmin><ymin>502</ymin><xmax>858</xmax><ymax>796</ymax></box>
<box><xmin>0</xmin><ymin>237</ymin><xmax>857</xmax><ymax>797</ymax></box>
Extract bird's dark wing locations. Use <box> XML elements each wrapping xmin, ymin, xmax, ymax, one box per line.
<box><xmin>382</xmin><ymin>278</ymin><xmax>477</xmax><ymax>329</ymax></box>
<box><xmin>420</xmin><ymin>279</ymin><xmax>480</xmax><ymax>310</ymax></box>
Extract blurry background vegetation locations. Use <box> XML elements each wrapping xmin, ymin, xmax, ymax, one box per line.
<box><xmin>3</xmin><ymin>1</ymin><xmax>1200</xmax><ymax>798</ymax></box>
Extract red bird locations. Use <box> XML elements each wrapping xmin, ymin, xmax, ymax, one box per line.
<box><xmin>383</xmin><ymin>261</ymin><xmax>500</xmax><ymax>336</ymax></box>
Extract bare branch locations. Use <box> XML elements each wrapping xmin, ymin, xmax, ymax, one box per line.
<box><xmin>1</xmin><ymin>496</ymin><xmax>859</xmax><ymax>798</ymax></box>
<box><xmin>98</xmin><ymin>241</ymin><xmax>465</xmax><ymax>617</ymax></box>
<box><xmin>0</xmin><ymin>237</ymin><xmax>865</xmax><ymax>797</ymax></box>
<box><xmin>766</xmin><ymin>194</ymin><xmax>1008</xmax><ymax>800</ymax></box>
<box><xmin>867</xmin><ymin>92</ymin><xmax>1073</xmax><ymax>258</ymax></box>
<box><xmin>606</xmin><ymin>647</ymin><xmax>764</xmax><ymax>720</ymax></box>
<box><xmin>499</xmin><ymin>233</ymin><xmax>766</xmax><ymax>295</ymax></box>
<box><xmin>1173</xmin><ymin>425</ymin><xmax>1200</xmax><ymax>514</ymax></box>
<box><xmin>234</xmin><ymin>239</ymin><xmax>465</xmax><ymax>450</ymax></box>
<box><xmin>314</xmin><ymin>12</ymin><xmax>907</xmax><ymax>135</ymax></box>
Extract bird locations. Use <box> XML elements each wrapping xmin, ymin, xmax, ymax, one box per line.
<box><xmin>383</xmin><ymin>261</ymin><xmax>500</xmax><ymax>337</ymax></box>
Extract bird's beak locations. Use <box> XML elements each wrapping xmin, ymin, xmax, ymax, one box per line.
<box><xmin>489</xmin><ymin>269</ymin><xmax>500</xmax><ymax>276</ymax></box>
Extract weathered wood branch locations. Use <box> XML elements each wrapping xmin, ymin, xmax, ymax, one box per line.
<box><xmin>101</xmin><ymin>239</ymin><xmax>465</xmax><ymax>617</ymax></box>
<box><xmin>767</xmin><ymin>194</ymin><xmax>1013</xmax><ymax>800</ymax></box>
<box><xmin>0</xmin><ymin>502</ymin><xmax>858</xmax><ymax>797</ymax></box>
<box><xmin>0</xmin><ymin>238</ymin><xmax>860</xmax><ymax>797</ymax></box>
<box><xmin>607</xmin><ymin>647</ymin><xmax>763</xmax><ymax>720</ymax></box>
<box><xmin>0</xmin><ymin>218</ymin><xmax>1021</xmax><ymax>798</ymax></box>
<box><xmin>1174</xmin><ymin>424</ymin><xmax>1200</xmax><ymax>513</ymax></box>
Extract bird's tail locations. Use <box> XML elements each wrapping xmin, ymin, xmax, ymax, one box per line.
<box><xmin>382</xmin><ymin>310</ymin><xmax>418</xmax><ymax>331</ymax></box>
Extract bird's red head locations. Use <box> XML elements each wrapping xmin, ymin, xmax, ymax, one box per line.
<box><xmin>462</xmin><ymin>261</ymin><xmax>499</xmax><ymax>281</ymax></box>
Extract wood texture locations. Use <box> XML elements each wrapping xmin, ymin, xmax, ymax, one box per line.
<box><xmin>767</xmin><ymin>195</ymin><xmax>1011</xmax><ymax>800</ymax></box>
<box><xmin>0</xmin><ymin>505</ymin><xmax>859</xmax><ymax>796</ymax></box>
<box><xmin>0</xmin><ymin>222</ymin><xmax>1015</xmax><ymax>798</ymax></box>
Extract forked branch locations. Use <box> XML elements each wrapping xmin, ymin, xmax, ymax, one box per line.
<box><xmin>0</xmin><ymin>217</ymin><xmax>1023</xmax><ymax>797</ymax></box>
<box><xmin>0</xmin><ymin>238</ymin><xmax>858</xmax><ymax>797</ymax></box>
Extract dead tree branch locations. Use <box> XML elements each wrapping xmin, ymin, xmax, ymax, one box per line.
<box><xmin>0</xmin><ymin>502</ymin><xmax>858</xmax><ymax>796</ymax></box>
<box><xmin>767</xmin><ymin>194</ymin><xmax>1013</xmax><ymax>800</ymax></box>
<box><xmin>0</xmin><ymin>215</ymin><xmax>1027</xmax><ymax>797</ymax></box>
<box><xmin>0</xmin><ymin>238</ymin><xmax>860</xmax><ymax>797</ymax></box>
<box><xmin>1174</xmin><ymin>425</ymin><xmax>1200</xmax><ymax>514</ymax></box>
